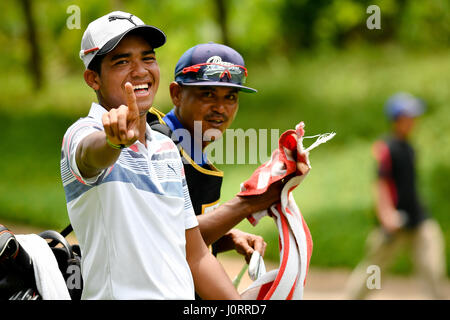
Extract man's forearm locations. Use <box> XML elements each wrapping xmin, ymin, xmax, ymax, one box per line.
<box><xmin>198</xmin><ymin>177</ymin><xmax>283</xmax><ymax>246</ymax></box>
<box><xmin>375</xmin><ymin>179</ymin><xmax>401</xmax><ymax>231</ymax></box>
<box><xmin>197</xmin><ymin>196</ymin><xmax>256</xmax><ymax>246</ymax></box>
<box><xmin>189</xmin><ymin>250</ymin><xmax>241</xmax><ymax>300</ymax></box>
<box><xmin>76</xmin><ymin>131</ymin><xmax>121</xmax><ymax>178</ymax></box>
<box><xmin>186</xmin><ymin>227</ymin><xmax>240</xmax><ymax>300</ymax></box>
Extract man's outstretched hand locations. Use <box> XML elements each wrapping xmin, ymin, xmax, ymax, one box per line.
<box><xmin>102</xmin><ymin>82</ymin><xmax>141</xmax><ymax>147</ymax></box>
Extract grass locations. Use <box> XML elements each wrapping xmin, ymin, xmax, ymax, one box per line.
<box><xmin>0</xmin><ymin>45</ymin><xmax>449</xmax><ymax>275</ymax></box>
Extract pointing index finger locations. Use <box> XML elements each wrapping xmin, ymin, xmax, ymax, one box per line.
<box><xmin>124</xmin><ymin>82</ymin><xmax>138</xmax><ymax>117</ymax></box>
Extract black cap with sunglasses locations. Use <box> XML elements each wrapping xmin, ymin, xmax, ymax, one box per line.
<box><xmin>174</xmin><ymin>42</ymin><xmax>257</xmax><ymax>93</ymax></box>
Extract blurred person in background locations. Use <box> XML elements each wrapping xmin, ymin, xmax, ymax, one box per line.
<box><xmin>345</xmin><ymin>92</ymin><xmax>447</xmax><ymax>299</ymax></box>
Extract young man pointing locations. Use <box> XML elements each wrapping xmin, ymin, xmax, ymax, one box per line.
<box><xmin>61</xmin><ymin>12</ymin><xmax>240</xmax><ymax>300</ymax></box>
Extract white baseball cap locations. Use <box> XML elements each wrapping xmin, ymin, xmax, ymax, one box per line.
<box><xmin>79</xmin><ymin>11</ymin><xmax>166</xmax><ymax>69</ymax></box>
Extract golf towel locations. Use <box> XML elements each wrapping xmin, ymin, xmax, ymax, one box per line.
<box><xmin>238</xmin><ymin>122</ymin><xmax>313</xmax><ymax>300</ymax></box>
<box><xmin>16</xmin><ymin>234</ymin><xmax>71</xmax><ymax>300</ymax></box>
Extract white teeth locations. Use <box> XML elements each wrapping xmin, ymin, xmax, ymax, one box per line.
<box><xmin>133</xmin><ymin>84</ymin><xmax>149</xmax><ymax>90</ymax></box>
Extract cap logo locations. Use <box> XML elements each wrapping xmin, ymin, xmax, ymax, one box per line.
<box><xmin>108</xmin><ymin>13</ymin><xmax>137</xmax><ymax>26</ymax></box>
<box><xmin>206</xmin><ymin>56</ymin><xmax>234</xmax><ymax>67</ymax></box>
<box><xmin>204</xmin><ymin>56</ymin><xmax>241</xmax><ymax>76</ymax></box>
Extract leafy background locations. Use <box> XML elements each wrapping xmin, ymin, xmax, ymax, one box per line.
<box><xmin>0</xmin><ymin>0</ymin><xmax>449</xmax><ymax>275</ymax></box>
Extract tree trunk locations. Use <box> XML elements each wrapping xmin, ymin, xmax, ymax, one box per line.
<box><xmin>215</xmin><ymin>0</ymin><xmax>230</xmax><ymax>46</ymax></box>
<box><xmin>20</xmin><ymin>0</ymin><xmax>43</xmax><ymax>90</ymax></box>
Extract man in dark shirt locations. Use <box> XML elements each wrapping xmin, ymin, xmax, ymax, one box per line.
<box><xmin>346</xmin><ymin>93</ymin><xmax>446</xmax><ymax>299</ymax></box>
<box><xmin>377</xmin><ymin>133</ymin><xmax>427</xmax><ymax>229</ymax></box>
<box><xmin>147</xmin><ymin>43</ymin><xmax>287</xmax><ymax>263</ymax></box>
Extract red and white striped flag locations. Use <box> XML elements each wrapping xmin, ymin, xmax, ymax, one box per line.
<box><xmin>239</xmin><ymin>122</ymin><xmax>333</xmax><ymax>299</ymax></box>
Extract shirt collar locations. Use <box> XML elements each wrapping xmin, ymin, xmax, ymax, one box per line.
<box><xmin>88</xmin><ymin>102</ymin><xmax>108</xmax><ymax>120</ymax></box>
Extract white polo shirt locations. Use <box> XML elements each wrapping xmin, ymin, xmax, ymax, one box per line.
<box><xmin>60</xmin><ymin>103</ymin><xmax>198</xmax><ymax>300</ymax></box>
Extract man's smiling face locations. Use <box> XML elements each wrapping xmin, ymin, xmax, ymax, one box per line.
<box><xmin>94</xmin><ymin>33</ymin><xmax>160</xmax><ymax>114</ymax></box>
<box><xmin>174</xmin><ymin>85</ymin><xmax>240</xmax><ymax>147</ymax></box>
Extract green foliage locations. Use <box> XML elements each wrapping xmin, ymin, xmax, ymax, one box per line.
<box><xmin>0</xmin><ymin>111</ymin><xmax>76</xmax><ymax>229</ymax></box>
<box><xmin>0</xmin><ymin>1</ymin><xmax>449</xmax><ymax>276</ymax></box>
<box><xmin>279</xmin><ymin>0</ymin><xmax>450</xmax><ymax>51</ymax></box>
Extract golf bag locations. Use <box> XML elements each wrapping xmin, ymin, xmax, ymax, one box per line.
<box><xmin>0</xmin><ymin>224</ymin><xmax>82</xmax><ymax>300</ymax></box>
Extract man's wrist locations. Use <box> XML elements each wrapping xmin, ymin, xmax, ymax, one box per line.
<box><xmin>231</xmin><ymin>195</ymin><xmax>256</xmax><ymax>217</ymax></box>
<box><xmin>106</xmin><ymin>136</ymin><xmax>126</xmax><ymax>150</ymax></box>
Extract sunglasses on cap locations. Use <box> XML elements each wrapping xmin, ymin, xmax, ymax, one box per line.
<box><xmin>175</xmin><ymin>62</ymin><xmax>248</xmax><ymax>85</ymax></box>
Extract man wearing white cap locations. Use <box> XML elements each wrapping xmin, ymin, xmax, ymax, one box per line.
<box><xmin>60</xmin><ymin>11</ymin><xmax>240</xmax><ymax>300</ymax></box>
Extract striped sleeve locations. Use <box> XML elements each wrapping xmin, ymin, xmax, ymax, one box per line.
<box><xmin>62</xmin><ymin>118</ymin><xmax>108</xmax><ymax>186</ymax></box>
<box><xmin>182</xmin><ymin>173</ymin><xmax>198</xmax><ymax>230</ymax></box>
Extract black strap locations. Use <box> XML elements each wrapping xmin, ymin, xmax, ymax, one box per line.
<box><xmin>59</xmin><ymin>224</ymin><xmax>73</xmax><ymax>238</ymax></box>
<box><xmin>146</xmin><ymin>112</ymin><xmax>180</xmax><ymax>145</ymax></box>
<box><xmin>151</xmin><ymin>123</ymin><xmax>174</xmax><ymax>139</ymax></box>
<box><xmin>47</xmin><ymin>224</ymin><xmax>73</xmax><ymax>248</ymax></box>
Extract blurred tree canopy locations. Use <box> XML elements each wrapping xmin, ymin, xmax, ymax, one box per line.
<box><xmin>280</xmin><ymin>0</ymin><xmax>450</xmax><ymax>51</ymax></box>
<box><xmin>0</xmin><ymin>0</ymin><xmax>448</xmax><ymax>89</ymax></box>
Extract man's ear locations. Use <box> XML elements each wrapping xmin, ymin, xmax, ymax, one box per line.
<box><xmin>169</xmin><ymin>81</ymin><xmax>182</xmax><ymax>106</ymax></box>
<box><xmin>84</xmin><ymin>69</ymin><xmax>101</xmax><ymax>91</ymax></box>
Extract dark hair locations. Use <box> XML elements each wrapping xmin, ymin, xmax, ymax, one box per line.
<box><xmin>88</xmin><ymin>54</ymin><xmax>104</xmax><ymax>75</ymax></box>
